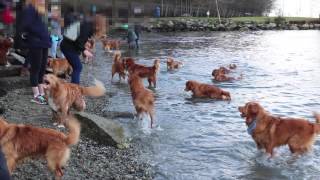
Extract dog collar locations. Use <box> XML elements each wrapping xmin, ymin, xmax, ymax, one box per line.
<box><xmin>247</xmin><ymin>119</ymin><xmax>257</xmax><ymax>136</ymax></box>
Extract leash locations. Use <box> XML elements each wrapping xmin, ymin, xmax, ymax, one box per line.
<box><xmin>247</xmin><ymin>119</ymin><xmax>257</xmax><ymax>135</ymax></box>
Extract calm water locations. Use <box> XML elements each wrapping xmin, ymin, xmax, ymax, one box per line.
<box><xmin>87</xmin><ymin>30</ymin><xmax>320</xmax><ymax>180</ymax></box>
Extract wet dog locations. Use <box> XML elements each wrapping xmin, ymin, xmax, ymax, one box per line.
<box><xmin>128</xmin><ymin>73</ymin><xmax>155</xmax><ymax>128</ymax></box>
<box><xmin>212</xmin><ymin>69</ymin><xmax>235</xmax><ymax>82</ymax></box>
<box><xmin>44</xmin><ymin>74</ymin><xmax>106</xmax><ymax>125</ymax></box>
<box><xmin>125</xmin><ymin>58</ymin><xmax>160</xmax><ymax>87</ymax></box>
<box><xmin>111</xmin><ymin>51</ymin><xmax>126</xmax><ymax>82</ymax></box>
<box><xmin>239</xmin><ymin>102</ymin><xmax>320</xmax><ymax>156</ymax></box>
<box><xmin>47</xmin><ymin>58</ymin><xmax>73</xmax><ymax>78</ymax></box>
<box><xmin>185</xmin><ymin>80</ymin><xmax>231</xmax><ymax>100</ymax></box>
<box><xmin>0</xmin><ymin>37</ymin><xmax>13</xmax><ymax>66</ymax></box>
<box><xmin>101</xmin><ymin>37</ymin><xmax>120</xmax><ymax>52</ymax></box>
<box><xmin>0</xmin><ymin>115</ymin><xmax>80</xmax><ymax>180</ymax></box>
<box><xmin>167</xmin><ymin>57</ymin><xmax>182</xmax><ymax>70</ymax></box>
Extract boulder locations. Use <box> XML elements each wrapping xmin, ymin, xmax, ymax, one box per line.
<box><xmin>289</xmin><ymin>24</ymin><xmax>299</xmax><ymax>30</ymax></box>
<box><xmin>75</xmin><ymin>112</ymin><xmax>129</xmax><ymax>149</ymax></box>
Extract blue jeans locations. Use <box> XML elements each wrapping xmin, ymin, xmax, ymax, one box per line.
<box><xmin>50</xmin><ymin>35</ymin><xmax>64</xmax><ymax>58</ymax></box>
<box><xmin>61</xmin><ymin>48</ymin><xmax>82</xmax><ymax>84</ymax></box>
<box><xmin>0</xmin><ymin>148</ymin><xmax>11</xmax><ymax>180</ymax></box>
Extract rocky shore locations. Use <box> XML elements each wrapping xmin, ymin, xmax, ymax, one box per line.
<box><xmin>141</xmin><ymin>18</ymin><xmax>320</xmax><ymax>32</ymax></box>
<box><xmin>0</xmin><ymin>45</ymin><xmax>153</xmax><ymax>179</ymax></box>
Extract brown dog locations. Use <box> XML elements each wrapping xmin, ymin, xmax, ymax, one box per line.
<box><xmin>212</xmin><ymin>69</ymin><xmax>235</xmax><ymax>82</ymax></box>
<box><xmin>101</xmin><ymin>37</ymin><xmax>120</xmax><ymax>52</ymax></box>
<box><xmin>167</xmin><ymin>57</ymin><xmax>182</xmax><ymax>70</ymax></box>
<box><xmin>111</xmin><ymin>51</ymin><xmax>126</xmax><ymax>81</ymax></box>
<box><xmin>239</xmin><ymin>102</ymin><xmax>320</xmax><ymax>156</ymax></box>
<box><xmin>0</xmin><ymin>116</ymin><xmax>80</xmax><ymax>180</ymax></box>
<box><xmin>125</xmin><ymin>58</ymin><xmax>160</xmax><ymax>87</ymax></box>
<box><xmin>47</xmin><ymin>58</ymin><xmax>73</xmax><ymax>78</ymax></box>
<box><xmin>0</xmin><ymin>37</ymin><xmax>13</xmax><ymax>66</ymax></box>
<box><xmin>128</xmin><ymin>73</ymin><xmax>155</xmax><ymax>128</ymax></box>
<box><xmin>44</xmin><ymin>74</ymin><xmax>106</xmax><ymax>125</ymax></box>
<box><xmin>185</xmin><ymin>80</ymin><xmax>231</xmax><ymax>100</ymax></box>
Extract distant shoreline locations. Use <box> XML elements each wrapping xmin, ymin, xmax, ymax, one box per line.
<box><xmin>139</xmin><ymin>17</ymin><xmax>320</xmax><ymax>32</ymax></box>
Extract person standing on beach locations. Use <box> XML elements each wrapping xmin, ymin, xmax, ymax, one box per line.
<box><xmin>60</xmin><ymin>12</ymin><xmax>94</xmax><ymax>84</ymax></box>
<box><xmin>49</xmin><ymin>9</ymin><xmax>63</xmax><ymax>58</ymax></box>
<box><xmin>20</xmin><ymin>0</ymin><xmax>51</xmax><ymax>105</ymax></box>
<box><xmin>127</xmin><ymin>27</ymin><xmax>137</xmax><ymax>49</ymax></box>
<box><xmin>134</xmin><ymin>24</ymin><xmax>141</xmax><ymax>48</ymax></box>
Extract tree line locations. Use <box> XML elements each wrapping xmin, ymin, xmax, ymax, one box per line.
<box><xmin>159</xmin><ymin>0</ymin><xmax>275</xmax><ymax>17</ymax></box>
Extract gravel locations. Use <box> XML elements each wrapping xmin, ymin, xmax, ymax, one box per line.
<box><xmin>0</xmin><ymin>42</ymin><xmax>154</xmax><ymax>179</ymax></box>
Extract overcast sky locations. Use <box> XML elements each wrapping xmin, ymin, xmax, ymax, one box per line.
<box><xmin>271</xmin><ymin>0</ymin><xmax>320</xmax><ymax>17</ymax></box>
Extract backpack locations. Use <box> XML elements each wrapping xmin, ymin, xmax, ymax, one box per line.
<box><xmin>63</xmin><ymin>21</ymin><xmax>80</xmax><ymax>41</ymax></box>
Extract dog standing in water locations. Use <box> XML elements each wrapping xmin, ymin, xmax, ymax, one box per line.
<box><xmin>111</xmin><ymin>51</ymin><xmax>126</xmax><ymax>82</ymax></box>
<box><xmin>128</xmin><ymin>73</ymin><xmax>155</xmax><ymax>128</ymax></box>
<box><xmin>239</xmin><ymin>102</ymin><xmax>320</xmax><ymax>156</ymax></box>
<box><xmin>185</xmin><ymin>80</ymin><xmax>231</xmax><ymax>100</ymax></box>
<box><xmin>125</xmin><ymin>58</ymin><xmax>160</xmax><ymax>88</ymax></box>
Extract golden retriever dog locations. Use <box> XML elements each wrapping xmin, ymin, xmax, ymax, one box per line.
<box><xmin>128</xmin><ymin>73</ymin><xmax>155</xmax><ymax>128</ymax></box>
<box><xmin>0</xmin><ymin>115</ymin><xmax>80</xmax><ymax>180</ymax></box>
<box><xmin>0</xmin><ymin>37</ymin><xmax>13</xmax><ymax>66</ymax></box>
<box><xmin>111</xmin><ymin>51</ymin><xmax>126</xmax><ymax>82</ymax></box>
<box><xmin>238</xmin><ymin>102</ymin><xmax>320</xmax><ymax>156</ymax></box>
<box><xmin>44</xmin><ymin>74</ymin><xmax>106</xmax><ymax>125</ymax></box>
<box><xmin>185</xmin><ymin>80</ymin><xmax>231</xmax><ymax>100</ymax></box>
<box><xmin>125</xmin><ymin>58</ymin><xmax>160</xmax><ymax>87</ymax></box>
<box><xmin>47</xmin><ymin>58</ymin><xmax>73</xmax><ymax>78</ymax></box>
<box><xmin>167</xmin><ymin>57</ymin><xmax>183</xmax><ymax>70</ymax></box>
<box><xmin>101</xmin><ymin>37</ymin><xmax>120</xmax><ymax>52</ymax></box>
<box><xmin>212</xmin><ymin>69</ymin><xmax>235</xmax><ymax>82</ymax></box>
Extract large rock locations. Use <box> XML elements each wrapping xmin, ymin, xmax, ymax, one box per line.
<box><xmin>75</xmin><ymin>112</ymin><xmax>129</xmax><ymax>149</ymax></box>
<box><xmin>289</xmin><ymin>24</ymin><xmax>299</xmax><ymax>30</ymax></box>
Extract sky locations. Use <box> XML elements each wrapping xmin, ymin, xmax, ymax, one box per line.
<box><xmin>270</xmin><ymin>0</ymin><xmax>320</xmax><ymax>17</ymax></box>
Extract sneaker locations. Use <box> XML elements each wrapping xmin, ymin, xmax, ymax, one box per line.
<box><xmin>31</xmin><ymin>95</ymin><xmax>47</xmax><ymax>105</ymax></box>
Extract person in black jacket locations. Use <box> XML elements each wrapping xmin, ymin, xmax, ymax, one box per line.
<box><xmin>60</xmin><ymin>13</ymin><xmax>94</xmax><ymax>84</ymax></box>
<box><xmin>20</xmin><ymin>0</ymin><xmax>51</xmax><ymax>105</ymax></box>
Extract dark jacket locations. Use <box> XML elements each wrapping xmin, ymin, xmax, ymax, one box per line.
<box><xmin>61</xmin><ymin>20</ymin><xmax>94</xmax><ymax>54</ymax></box>
<box><xmin>0</xmin><ymin>148</ymin><xmax>10</xmax><ymax>180</ymax></box>
<box><xmin>20</xmin><ymin>5</ymin><xmax>51</xmax><ymax>48</ymax></box>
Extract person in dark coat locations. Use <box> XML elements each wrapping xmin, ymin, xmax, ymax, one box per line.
<box><xmin>20</xmin><ymin>0</ymin><xmax>51</xmax><ymax>105</ymax></box>
<box><xmin>60</xmin><ymin>14</ymin><xmax>94</xmax><ymax>84</ymax></box>
<box><xmin>134</xmin><ymin>24</ymin><xmax>141</xmax><ymax>48</ymax></box>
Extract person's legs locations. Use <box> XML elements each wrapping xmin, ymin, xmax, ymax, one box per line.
<box><xmin>38</xmin><ymin>48</ymin><xmax>48</xmax><ymax>96</ymax></box>
<box><xmin>61</xmin><ymin>49</ymin><xmax>82</xmax><ymax>84</ymax></box>
<box><xmin>50</xmin><ymin>38</ymin><xmax>58</xmax><ymax>58</ymax></box>
<box><xmin>0</xmin><ymin>148</ymin><xmax>11</xmax><ymax>180</ymax></box>
<box><xmin>28</xmin><ymin>48</ymin><xmax>47</xmax><ymax>104</ymax></box>
<box><xmin>28</xmin><ymin>48</ymin><xmax>41</xmax><ymax>96</ymax></box>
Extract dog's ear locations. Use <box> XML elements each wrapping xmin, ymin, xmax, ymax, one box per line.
<box><xmin>248</xmin><ymin>102</ymin><xmax>259</xmax><ymax>114</ymax></box>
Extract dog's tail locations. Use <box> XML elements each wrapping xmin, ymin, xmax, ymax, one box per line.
<box><xmin>65</xmin><ymin>116</ymin><xmax>81</xmax><ymax>146</ymax></box>
<box><xmin>154</xmin><ymin>59</ymin><xmax>160</xmax><ymax>73</ymax></box>
<box><xmin>81</xmin><ymin>79</ymin><xmax>106</xmax><ymax>97</ymax></box>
